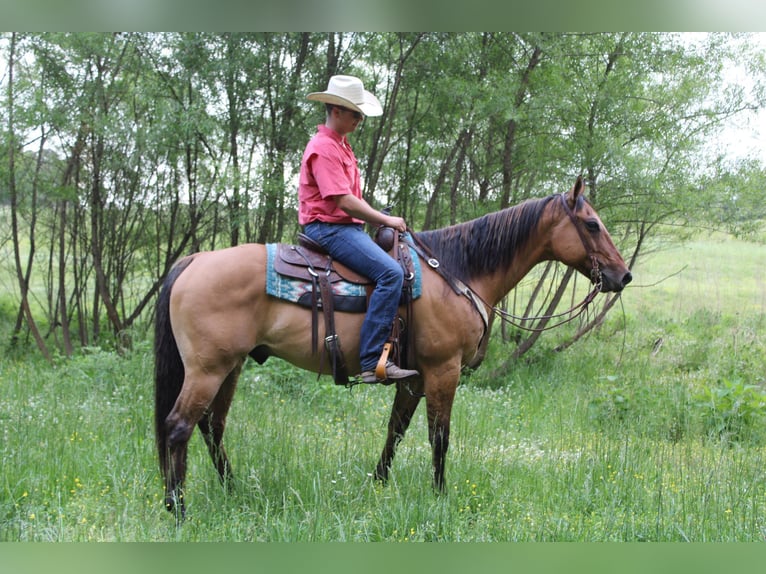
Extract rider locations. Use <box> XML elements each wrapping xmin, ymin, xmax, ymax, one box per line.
<box><xmin>298</xmin><ymin>74</ymin><xmax>419</xmax><ymax>384</ymax></box>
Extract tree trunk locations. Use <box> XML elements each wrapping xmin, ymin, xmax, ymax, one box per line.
<box><xmin>511</xmin><ymin>266</ymin><xmax>575</xmax><ymax>360</ymax></box>
<box><xmin>499</xmin><ymin>44</ymin><xmax>541</xmax><ymax>209</ymax></box>
<box><xmin>365</xmin><ymin>33</ymin><xmax>424</xmax><ymax>201</ymax></box>
<box><xmin>89</xmin><ymin>131</ymin><xmax>124</xmax><ymax>338</ymax></box>
<box><xmin>6</xmin><ymin>33</ymin><xmax>51</xmax><ymax>361</ymax></box>
<box><xmin>424</xmin><ymin>128</ymin><xmax>471</xmax><ymax>230</ymax></box>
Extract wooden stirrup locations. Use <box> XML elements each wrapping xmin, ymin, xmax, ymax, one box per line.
<box><xmin>375</xmin><ymin>342</ymin><xmax>392</xmax><ymax>380</ymax></box>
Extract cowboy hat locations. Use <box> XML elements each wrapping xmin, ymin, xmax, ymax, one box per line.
<box><xmin>307</xmin><ymin>75</ymin><xmax>383</xmax><ymax>117</ymax></box>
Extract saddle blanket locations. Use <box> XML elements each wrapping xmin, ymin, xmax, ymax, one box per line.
<box><xmin>265</xmin><ymin>242</ymin><xmax>422</xmax><ymax>312</ymax></box>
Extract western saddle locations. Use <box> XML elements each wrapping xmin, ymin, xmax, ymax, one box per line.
<box><xmin>272</xmin><ymin>227</ymin><xmax>416</xmax><ymax>386</ymax></box>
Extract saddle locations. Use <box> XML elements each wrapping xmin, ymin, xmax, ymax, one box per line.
<box><xmin>273</xmin><ymin>227</ymin><xmax>416</xmax><ymax>386</ymax></box>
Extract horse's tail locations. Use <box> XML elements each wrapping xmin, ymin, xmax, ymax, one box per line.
<box><xmin>154</xmin><ymin>255</ymin><xmax>195</xmax><ymax>479</ymax></box>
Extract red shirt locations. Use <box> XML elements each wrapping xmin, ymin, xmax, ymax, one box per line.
<box><xmin>298</xmin><ymin>124</ymin><xmax>364</xmax><ymax>225</ymax></box>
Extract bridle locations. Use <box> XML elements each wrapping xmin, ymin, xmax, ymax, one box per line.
<box><xmin>490</xmin><ymin>193</ymin><xmax>603</xmax><ymax>332</ymax></box>
<box><xmin>559</xmin><ymin>192</ymin><xmax>602</xmax><ymax>290</ymax></box>
<box><xmin>406</xmin><ymin>192</ymin><xmax>604</xmax><ymax>336</ymax></box>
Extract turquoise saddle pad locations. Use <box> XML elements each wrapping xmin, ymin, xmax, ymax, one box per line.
<box><xmin>265</xmin><ymin>242</ymin><xmax>422</xmax><ymax>312</ymax></box>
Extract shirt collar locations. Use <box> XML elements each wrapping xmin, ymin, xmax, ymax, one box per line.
<box><xmin>317</xmin><ymin>124</ymin><xmax>349</xmax><ymax>146</ymax></box>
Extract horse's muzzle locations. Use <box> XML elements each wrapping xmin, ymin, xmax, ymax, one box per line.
<box><xmin>602</xmin><ymin>269</ymin><xmax>632</xmax><ymax>292</ymax></box>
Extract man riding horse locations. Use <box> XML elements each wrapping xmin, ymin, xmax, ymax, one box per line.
<box><xmin>298</xmin><ymin>75</ymin><xmax>419</xmax><ymax>384</ymax></box>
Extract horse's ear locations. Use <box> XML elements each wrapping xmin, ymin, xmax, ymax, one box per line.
<box><xmin>574</xmin><ymin>175</ymin><xmax>584</xmax><ymax>198</ymax></box>
<box><xmin>566</xmin><ymin>175</ymin><xmax>585</xmax><ymax>208</ymax></box>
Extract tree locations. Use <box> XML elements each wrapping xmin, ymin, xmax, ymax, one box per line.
<box><xmin>2</xmin><ymin>32</ymin><xmax>764</xmax><ymax>361</ymax></box>
<box><xmin>5</xmin><ymin>33</ymin><xmax>51</xmax><ymax>359</ymax></box>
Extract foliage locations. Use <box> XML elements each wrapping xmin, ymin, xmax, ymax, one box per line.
<box><xmin>699</xmin><ymin>157</ymin><xmax>766</xmax><ymax>241</ymax></box>
<box><xmin>693</xmin><ymin>379</ymin><xmax>766</xmax><ymax>444</ymax></box>
<box><xmin>2</xmin><ymin>32</ymin><xmax>766</xmax><ymax>359</ymax></box>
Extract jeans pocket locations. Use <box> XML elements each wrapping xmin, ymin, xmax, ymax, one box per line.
<box><xmin>304</xmin><ymin>222</ymin><xmax>333</xmax><ymax>246</ymax></box>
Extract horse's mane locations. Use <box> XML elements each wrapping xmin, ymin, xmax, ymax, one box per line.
<box><xmin>413</xmin><ymin>194</ymin><xmax>557</xmax><ymax>284</ymax></box>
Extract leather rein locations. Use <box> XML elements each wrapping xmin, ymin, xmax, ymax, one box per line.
<box><xmin>406</xmin><ymin>192</ymin><xmax>603</xmax><ymax>335</ymax></box>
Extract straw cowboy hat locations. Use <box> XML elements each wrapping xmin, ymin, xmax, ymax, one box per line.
<box><xmin>307</xmin><ymin>75</ymin><xmax>383</xmax><ymax>117</ymax></box>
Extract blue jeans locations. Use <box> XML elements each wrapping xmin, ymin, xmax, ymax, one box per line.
<box><xmin>303</xmin><ymin>222</ymin><xmax>403</xmax><ymax>372</ymax></box>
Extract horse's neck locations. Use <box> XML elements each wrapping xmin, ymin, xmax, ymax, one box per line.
<box><xmin>474</xmin><ymin>228</ymin><xmax>549</xmax><ymax>307</ymax></box>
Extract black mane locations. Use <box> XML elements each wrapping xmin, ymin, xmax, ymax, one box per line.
<box><xmin>413</xmin><ymin>195</ymin><xmax>557</xmax><ymax>284</ymax></box>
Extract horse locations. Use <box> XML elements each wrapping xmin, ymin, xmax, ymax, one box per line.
<box><xmin>154</xmin><ymin>176</ymin><xmax>632</xmax><ymax>517</ymax></box>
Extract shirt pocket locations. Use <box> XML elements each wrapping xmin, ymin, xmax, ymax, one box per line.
<box><xmin>342</xmin><ymin>156</ymin><xmax>357</xmax><ymax>177</ymax></box>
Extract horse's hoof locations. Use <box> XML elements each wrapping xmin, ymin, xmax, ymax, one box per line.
<box><xmin>165</xmin><ymin>491</ymin><xmax>186</xmax><ymax>523</ymax></box>
<box><xmin>373</xmin><ymin>466</ymin><xmax>389</xmax><ymax>484</ymax></box>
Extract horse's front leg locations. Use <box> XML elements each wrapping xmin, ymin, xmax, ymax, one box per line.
<box><xmin>424</xmin><ymin>370</ymin><xmax>459</xmax><ymax>492</ymax></box>
<box><xmin>375</xmin><ymin>380</ymin><xmax>423</xmax><ymax>482</ymax></box>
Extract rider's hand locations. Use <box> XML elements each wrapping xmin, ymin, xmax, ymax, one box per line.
<box><xmin>385</xmin><ymin>215</ymin><xmax>408</xmax><ymax>233</ymax></box>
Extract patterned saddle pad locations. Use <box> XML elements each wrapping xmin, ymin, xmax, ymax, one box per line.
<box><xmin>265</xmin><ymin>242</ymin><xmax>422</xmax><ymax>313</ymax></box>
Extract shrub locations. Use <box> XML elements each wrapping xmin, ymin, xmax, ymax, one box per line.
<box><xmin>694</xmin><ymin>378</ymin><xmax>766</xmax><ymax>444</ymax></box>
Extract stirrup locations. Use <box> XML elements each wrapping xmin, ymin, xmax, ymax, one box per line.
<box><xmin>374</xmin><ymin>342</ymin><xmax>393</xmax><ymax>380</ymax></box>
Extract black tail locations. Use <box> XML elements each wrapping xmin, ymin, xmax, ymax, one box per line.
<box><xmin>154</xmin><ymin>256</ymin><xmax>195</xmax><ymax>480</ymax></box>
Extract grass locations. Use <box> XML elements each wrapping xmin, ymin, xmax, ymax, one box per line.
<box><xmin>631</xmin><ymin>234</ymin><xmax>766</xmax><ymax>318</ymax></box>
<box><xmin>1</xmin><ymin>233</ymin><xmax>766</xmax><ymax>541</ymax></box>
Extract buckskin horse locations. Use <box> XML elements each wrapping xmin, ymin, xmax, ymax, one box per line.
<box><xmin>154</xmin><ymin>176</ymin><xmax>632</xmax><ymax>517</ymax></box>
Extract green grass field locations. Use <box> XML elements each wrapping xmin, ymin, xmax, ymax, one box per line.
<box><xmin>1</xmin><ymin>234</ymin><xmax>765</xmax><ymax>541</ymax></box>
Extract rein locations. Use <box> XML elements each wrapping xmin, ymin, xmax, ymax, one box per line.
<box><xmin>491</xmin><ymin>278</ymin><xmax>600</xmax><ymax>333</ymax></box>
<box><xmin>406</xmin><ymin>193</ymin><xmax>603</xmax><ymax>335</ymax></box>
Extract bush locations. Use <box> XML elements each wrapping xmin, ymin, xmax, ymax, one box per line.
<box><xmin>693</xmin><ymin>378</ymin><xmax>766</xmax><ymax>444</ymax></box>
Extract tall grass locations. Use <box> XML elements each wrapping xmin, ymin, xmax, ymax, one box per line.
<box><xmin>2</xmin><ymin>234</ymin><xmax>765</xmax><ymax>541</ymax></box>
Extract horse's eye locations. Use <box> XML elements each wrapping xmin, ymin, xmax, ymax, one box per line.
<box><xmin>585</xmin><ymin>220</ymin><xmax>600</xmax><ymax>233</ymax></box>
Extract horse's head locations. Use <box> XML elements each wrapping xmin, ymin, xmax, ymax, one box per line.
<box><xmin>549</xmin><ymin>176</ymin><xmax>632</xmax><ymax>293</ymax></box>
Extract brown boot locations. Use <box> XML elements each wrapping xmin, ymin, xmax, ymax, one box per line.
<box><xmin>360</xmin><ymin>361</ymin><xmax>419</xmax><ymax>384</ymax></box>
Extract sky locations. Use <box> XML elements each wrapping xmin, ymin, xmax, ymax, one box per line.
<box><xmin>710</xmin><ymin>33</ymin><xmax>766</xmax><ymax>165</ymax></box>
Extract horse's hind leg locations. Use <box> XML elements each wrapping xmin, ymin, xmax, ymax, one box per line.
<box><xmin>197</xmin><ymin>362</ymin><xmax>242</xmax><ymax>488</ymax></box>
<box><xmin>374</xmin><ymin>381</ymin><xmax>423</xmax><ymax>482</ymax></box>
<box><xmin>163</xmin><ymin>369</ymin><xmax>233</xmax><ymax>518</ymax></box>
<box><xmin>164</xmin><ymin>410</ymin><xmax>194</xmax><ymax>518</ymax></box>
